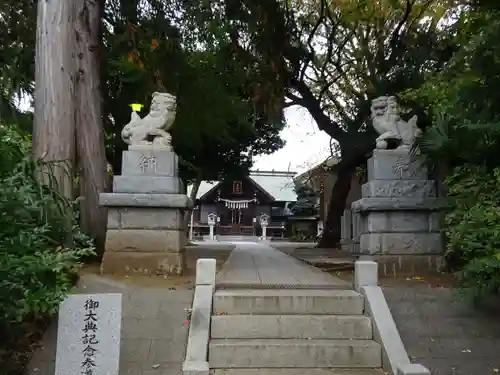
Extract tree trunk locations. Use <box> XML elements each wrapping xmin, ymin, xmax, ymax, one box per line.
<box><xmin>317</xmin><ymin>135</ymin><xmax>375</xmax><ymax>249</ymax></box>
<box><xmin>317</xmin><ymin>164</ymin><xmax>355</xmax><ymax>248</ymax></box>
<box><xmin>74</xmin><ymin>0</ymin><xmax>109</xmax><ymax>254</ymax></box>
<box><xmin>184</xmin><ymin>176</ymin><xmax>202</xmax><ymax>235</ymax></box>
<box><xmin>33</xmin><ymin>0</ymin><xmax>76</xmax><ymax>201</ymax></box>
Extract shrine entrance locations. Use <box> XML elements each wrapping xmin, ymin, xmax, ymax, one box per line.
<box><xmin>230</xmin><ymin>207</ymin><xmax>244</xmax><ymax>233</ymax></box>
<box><xmin>219</xmin><ymin>198</ymin><xmax>255</xmax><ymax>235</ymax></box>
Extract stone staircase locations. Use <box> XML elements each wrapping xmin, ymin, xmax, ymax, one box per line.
<box><xmin>208</xmin><ymin>288</ymin><xmax>384</xmax><ymax>375</ymax></box>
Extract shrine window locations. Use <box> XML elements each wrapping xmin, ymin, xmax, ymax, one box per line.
<box><xmin>232</xmin><ymin>181</ymin><xmax>243</xmax><ymax>195</ymax></box>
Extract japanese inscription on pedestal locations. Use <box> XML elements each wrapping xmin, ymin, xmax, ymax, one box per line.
<box><xmin>138</xmin><ymin>153</ymin><xmax>157</xmax><ymax>173</ymax></box>
<box><xmin>81</xmin><ymin>298</ymin><xmax>100</xmax><ymax>374</ymax></box>
<box><xmin>55</xmin><ymin>293</ymin><xmax>122</xmax><ymax>375</ymax></box>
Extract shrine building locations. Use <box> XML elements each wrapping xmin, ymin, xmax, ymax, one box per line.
<box><xmin>187</xmin><ymin>170</ymin><xmax>297</xmax><ymax>238</ymax></box>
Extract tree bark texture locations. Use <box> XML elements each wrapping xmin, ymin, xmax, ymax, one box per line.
<box><xmin>317</xmin><ymin>165</ymin><xmax>355</xmax><ymax>248</ymax></box>
<box><xmin>317</xmin><ymin>137</ymin><xmax>375</xmax><ymax>249</ymax></box>
<box><xmin>74</xmin><ymin>0</ymin><xmax>108</xmax><ymax>254</ymax></box>
<box><xmin>33</xmin><ymin>0</ymin><xmax>76</xmax><ymax>200</ymax></box>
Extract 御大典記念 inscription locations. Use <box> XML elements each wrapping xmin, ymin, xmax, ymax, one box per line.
<box><xmin>55</xmin><ymin>293</ymin><xmax>122</xmax><ymax>375</ymax></box>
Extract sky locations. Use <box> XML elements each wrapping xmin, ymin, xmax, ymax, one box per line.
<box><xmin>17</xmin><ymin>96</ymin><xmax>332</xmax><ymax>175</ymax></box>
<box><xmin>253</xmin><ymin>106</ymin><xmax>332</xmax><ymax>174</ymax></box>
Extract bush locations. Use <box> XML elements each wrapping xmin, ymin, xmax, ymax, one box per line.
<box><xmin>0</xmin><ymin>124</ymin><xmax>94</xmax><ymax>374</ymax></box>
<box><xmin>445</xmin><ymin>165</ymin><xmax>500</xmax><ymax>301</ymax></box>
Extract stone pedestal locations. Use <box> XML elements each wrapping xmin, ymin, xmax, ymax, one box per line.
<box><xmin>352</xmin><ymin>149</ymin><xmax>444</xmax><ymax>270</ymax></box>
<box><xmin>100</xmin><ymin>149</ymin><xmax>192</xmax><ymax>275</ymax></box>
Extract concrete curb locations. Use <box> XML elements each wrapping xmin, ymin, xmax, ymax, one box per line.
<box><xmin>182</xmin><ymin>259</ymin><xmax>216</xmax><ymax>375</ymax></box>
<box><xmin>355</xmin><ymin>260</ymin><xmax>431</xmax><ymax>375</ymax></box>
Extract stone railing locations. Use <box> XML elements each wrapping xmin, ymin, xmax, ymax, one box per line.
<box><xmin>340</xmin><ymin>208</ymin><xmax>362</xmax><ymax>253</ymax></box>
<box><xmin>182</xmin><ymin>259</ymin><xmax>216</xmax><ymax>375</ymax></box>
<box><xmin>355</xmin><ymin>260</ymin><xmax>431</xmax><ymax>375</ymax></box>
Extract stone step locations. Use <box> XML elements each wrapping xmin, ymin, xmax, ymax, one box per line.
<box><xmin>209</xmin><ymin>339</ymin><xmax>382</xmax><ymax>368</ymax></box>
<box><xmin>211</xmin><ymin>369</ymin><xmax>385</xmax><ymax>375</ymax></box>
<box><xmin>213</xmin><ymin>289</ymin><xmax>364</xmax><ymax>315</ymax></box>
<box><xmin>211</xmin><ymin>315</ymin><xmax>373</xmax><ymax>339</ymax></box>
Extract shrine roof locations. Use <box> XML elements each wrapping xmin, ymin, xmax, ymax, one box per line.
<box><xmin>293</xmin><ymin>156</ymin><xmax>339</xmax><ymax>184</ymax></box>
<box><xmin>187</xmin><ymin>170</ymin><xmax>298</xmax><ymax>202</ymax></box>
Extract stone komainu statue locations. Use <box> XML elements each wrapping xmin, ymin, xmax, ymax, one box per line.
<box><xmin>121</xmin><ymin>92</ymin><xmax>177</xmax><ymax>149</ymax></box>
<box><xmin>371</xmin><ymin>96</ymin><xmax>421</xmax><ymax>150</ymax></box>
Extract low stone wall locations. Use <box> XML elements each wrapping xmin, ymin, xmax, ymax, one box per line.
<box><xmin>372</xmin><ymin>254</ymin><xmax>444</xmax><ymax>277</ymax></box>
<box><xmin>184</xmin><ymin>244</ymin><xmax>234</xmax><ymax>274</ymax></box>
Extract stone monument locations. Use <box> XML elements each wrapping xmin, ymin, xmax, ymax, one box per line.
<box><xmin>100</xmin><ymin>92</ymin><xmax>192</xmax><ymax>275</ymax></box>
<box><xmin>55</xmin><ymin>293</ymin><xmax>122</xmax><ymax>375</ymax></box>
<box><xmin>351</xmin><ymin>96</ymin><xmax>443</xmax><ymax>271</ymax></box>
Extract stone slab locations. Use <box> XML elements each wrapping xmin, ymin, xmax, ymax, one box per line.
<box><xmin>208</xmin><ymin>338</ymin><xmax>382</xmax><ymax>368</ymax></box>
<box><xmin>352</xmin><ymin>197</ymin><xmax>444</xmax><ymax>213</ymax></box>
<box><xmin>195</xmin><ymin>258</ymin><xmax>216</xmax><ymax>286</ymax></box>
<box><xmin>183</xmin><ymin>284</ymin><xmax>212</xmax><ymax>374</ymax></box>
<box><xmin>113</xmin><ymin>175</ymin><xmax>182</xmax><ymax>194</ymax></box>
<box><xmin>365</xmin><ymin>211</ymin><xmax>432</xmax><ymax>233</ymax></box>
<box><xmin>361</xmin><ymin>180</ymin><xmax>436</xmax><ymax>198</ymax></box>
<box><xmin>211</xmin><ymin>314</ymin><xmax>373</xmax><ymax>339</ymax></box>
<box><xmin>355</xmin><ymin>260</ymin><xmax>378</xmax><ymax>292</ymax></box>
<box><xmin>107</xmin><ymin>208</ymin><xmax>183</xmax><ymax>230</ymax></box>
<box><xmin>368</xmin><ymin>149</ymin><xmax>428</xmax><ymax>180</ymax></box>
<box><xmin>105</xmin><ymin>229</ymin><xmax>185</xmax><ymax>253</ymax></box>
<box><xmin>397</xmin><ymin>364</ymin><xmax>431</xmax><ymax>375</ymax></box>
<box><xmin>360</xmin><ymin>232</ymin><xmax>443</xmax><ymax>255</ymax></box>
<box><xmin>100</xmin><ymin>192</ymin><xmax>192</xmax><ymax>209</ymax></box>
<box><xmin>121</xmin><ymin>149</ymin><xmax>178</xmax><ymax>177</ymax></box>
<box><xmin>55</xmin><ymin>293</ymin><xmax>122</xmax><ymax>375</ymax></box>
<box><xmin>101</xmin><ymin>251</ymin><xmax>184</xmax><ymax>275</ymax></box>
<box><xmin>213</xmin><ymin>289</ymin><xmax>365</xmax><ymax>315</ymax></box>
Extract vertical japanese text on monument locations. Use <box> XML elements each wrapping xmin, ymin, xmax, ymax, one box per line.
<box><xmin>138</xmin><ymin>153</ymin><xmax>157</xmax><ymax>173</ymax></box>
<box><xmin>81</xmin><ymin>299</ymin><xmax>100</xmax><ymax>375</ymax></box>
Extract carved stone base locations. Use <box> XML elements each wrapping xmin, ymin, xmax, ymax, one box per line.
<box><xmin>100</xmin><ymin>146</ymin><xmax>190</xmax><ymax>276</ymax></box>
<box><xmin>361</xmin><ymin>254</ymin><xmax>444</xmax><ymax>277</ymax></box>
<box><xmin>359</xmin><ymin>232</ymin><xmax>443</xmax><ymax>255</ymax></box>
<box><xmin>352</xmin><ymin>147</ymin><xmax>444</xmax><ymax>257</ymax></box>
<box><xmin>121</xmin><ymin>149</ymin><xmax>178</xmax><ymax>177</ymax></box>
<box><xmin>101</xmin><ymin>251</ymin><xmax>184</xmax><ymax>276</ymax></box>
<box><xmin>367</xmin><ymin>149</ymin><xmax>428</xmax><ymax>180</ymax></box>
<box><xmin>105</xmin><ymin>229</ymin><xmax>185</xmax><ymax>252</ymax></box>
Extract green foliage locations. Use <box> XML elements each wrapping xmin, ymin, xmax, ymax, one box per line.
<box><xmin>445</xmin><ymin>166</ymin><xmax>500</xmax><ymax>301</ymax></box>
<box><xmin>408</xmin><ymin>7</ymin><xmax>500</xmax><ymax>301</ymax></box>
<box><xmin>102</xmin><ymin>2</ymin><xmax>286</xmax><ymax>184</ymax></box>
<box><xmin>0</xmin><ymin>124</ymin><xmax>94</xmax><ymax>373</ymax></box>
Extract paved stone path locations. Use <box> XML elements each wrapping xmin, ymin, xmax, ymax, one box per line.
<box><xmin>215</xmin><ymin>242</ymin><xmax>349</xmax><ymax>287</ymax></box>
<box><xmin>384</xmin><ymin>286</ymin><xmax>500</xmax><ymax>375</ymax></box>
<box><xmin>28</xmin><ymin>274</ymin><xmax>193</xmax><ymax>375</ymax></box>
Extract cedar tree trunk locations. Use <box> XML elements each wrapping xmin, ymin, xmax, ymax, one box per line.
<box><xmin>33</xmin><ymin>0</ymin><xmax>76</xmax><ymax>201</ymax></box>
<box><xmin>74</xmin><ymin>0</ymin><xmax>109</xmax><ymax>254</ymax></box>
